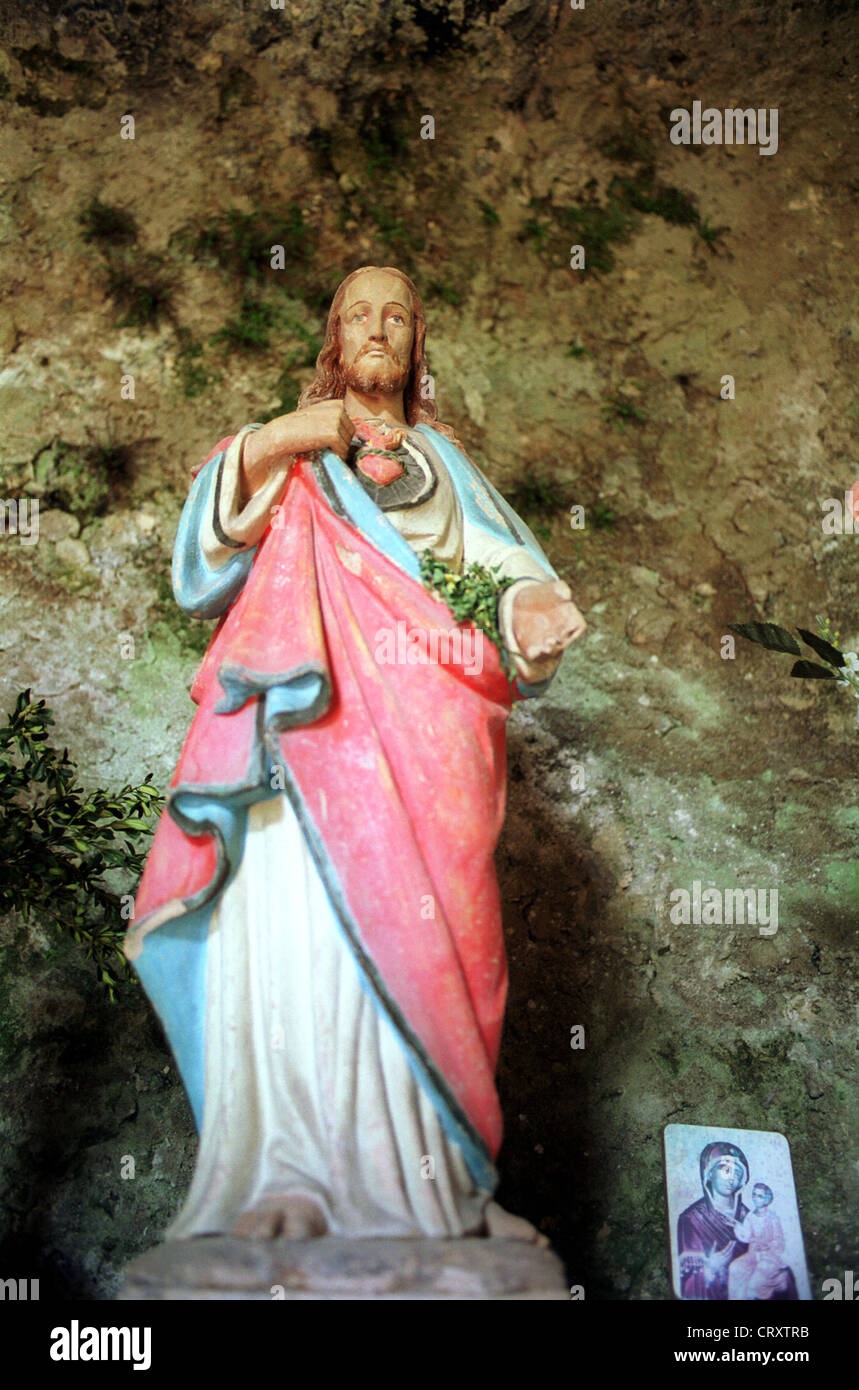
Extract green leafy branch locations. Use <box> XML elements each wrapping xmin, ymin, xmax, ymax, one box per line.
<box><xmin>728</xmin><ymin>616</ymin><xmax>859</xmax><ymax>704</ymax></box>
<box><xmin>419</xmin><ymin>551</ymin><xmax>518</xmax><ymax>682</ymax></box>
<box><xmin>0</xmin><ymin>690</ymin><xmax>163</xmax><ymax>998</ymax></box>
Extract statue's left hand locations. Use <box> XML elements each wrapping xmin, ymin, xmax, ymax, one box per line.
<box><xmin>510</xmin><ymin>580</ymin><xmax>586</xmax><ymax>680</ymax></box>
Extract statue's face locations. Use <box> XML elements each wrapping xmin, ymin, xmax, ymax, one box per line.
<box><xmin>339</xmin><ymin>269</ymin><xmax>414</xmax><ymax>396</ymax></box>
<box><xmin>709</xmin><ymin>1155</ymin><xmax>745</xmax><ymax>1197</ymax></box>
<box><xmin>752</xmin><ymin>1186</ymin><xmax>770</xmax><ymax>1210</ymax></box>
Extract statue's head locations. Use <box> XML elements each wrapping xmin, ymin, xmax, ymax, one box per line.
<box><xmin>699</xmin><ymin>1141</ymin><xmax>749</xmax><ymax>1201</ymax></box>
<box><xmin>751</xmin><ymin>1183</ymin><xmax>773</xmax><ymax>1211</ymax></box>
<box><xmin>299</xmin><ymin>266</ymin><xmax>442</xmax><ymax>430</ymax></box>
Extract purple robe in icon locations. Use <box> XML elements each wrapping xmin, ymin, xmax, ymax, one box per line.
<box><xmin>678</xmin><ymin>1196</ymin><xmax>749</xmax><ymax>1299</ymax></box>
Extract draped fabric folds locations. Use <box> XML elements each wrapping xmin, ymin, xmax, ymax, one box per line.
<box><xmin>127</xmin><ymin>452</ymin><xmax>527</xmax><ymax>1186</ymax></box>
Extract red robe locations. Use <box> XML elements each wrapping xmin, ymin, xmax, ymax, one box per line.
<box><xmin>130</xmin><ymin>452</ymin><xmax>517</xmax><ymax>1176</ymax></box>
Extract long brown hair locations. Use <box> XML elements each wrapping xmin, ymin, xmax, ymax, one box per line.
<box><xmin>298</xmin><ymin>266</ymin><xmax>462</xmax><ymax>444</ymax></box>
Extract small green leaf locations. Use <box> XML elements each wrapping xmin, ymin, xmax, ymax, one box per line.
<box><xmin>796</xmin><ymin>629</ymin><xmax>844</xmax><ymax>668</ymax></box>
<box><xmin>789</xmin><ymin>660</ymin><xmax>837</xmax><ymax>679</ymax></box>
<box><xmin>728</xmin><ymin>623</ymin><xmax>801</xmax><ymax>655</ymax></box>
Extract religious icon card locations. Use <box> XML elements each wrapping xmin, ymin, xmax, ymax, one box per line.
<box><xmin>663</xmin><ymin>1123</ymin><xmax>811</xmax><ymax>1301</ymax></box>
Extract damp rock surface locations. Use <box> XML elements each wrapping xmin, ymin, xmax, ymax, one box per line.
<box><xmin>0</xmin><ymin>0</ymin><xmax>856</xmax><ymax>1300</ymax></box>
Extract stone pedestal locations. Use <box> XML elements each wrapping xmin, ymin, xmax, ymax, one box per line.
<box><xmin>119</xmin><ymin>1236</ymin><xmax>569</xmax><ymax>1300</ymax></box>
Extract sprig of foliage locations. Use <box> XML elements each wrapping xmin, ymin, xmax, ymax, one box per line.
<box><xmin>78</xmin><ymin>197</ymin><xmax>173</xmax><ymax>330</ymax></box>
<box><xmin>478</xmin><ymin>200</ymin><xmax>501</xmax><ymax>226</ymax></box>
<box><xmin>217</xmin><ymin>66</ymin><xmax>254</xmax><ymax>121</ymax></box>
<box><xmin>602</xmin><ymin>392</ymin><xmax>646</xmax><ymax>429</ymax></box>
<box><xmin>592</xmin><ymin>502</ymin><xmax>617</xmax><ymax>530</ymax></box>
<box><xmin>211</xmin><ymin>297</ymin><xmax>277</xmax><ymax>352</ymax></box>
<box><xmin>190</xmin><ymin>204</ymin><xmax>311</xmax><ymax>282</ymax></box>
<box><xmin>427</xmin><ymin>280</ymin><xmax>462</xmax><ymax>306</ymax></box>
<box><xmin>104</xmin><ymin>254</ymin><xmax>174</xmax><ymax>329</ymax></box>
<box><xmin>78</xmin><ymin>197</ymin><xmax>138</xmax><ymax>248</ymax></box>
<box><xmin>31</xmin><ymin>440</ymin><xmax>131</xmax><ymax>519</ymax></box>
<box><xmin>419</xmin><ymin>551</ymin><xmax>518</xmax><ymax>681</ymax></box>
<box><xmin>0</xmin><ymin>690</ymin><xmax>163</xmax><ymax>998</ymax></box>
<box><xmin>359</xmin><ymin>108</ymin><xmax>410</xmax><ymax>177</ymax></box>
<box><xmin>523</xmin><ymin>167</ymin><xmax>727</xmax><ymax>275</ymax></box>
<box><xmin>508</xmin><ymin>474</ymin><xmax>566</xmax><ymax>519</ymax></box>
<box><xmin>174</xmin><ymin>333</ymin><xmax>223</xmax><ymax>399</ymax></box>
<box><xmin>728</xmin><ymin>617</ymin><xmax>859</xmax><ymax>714</ymax></box>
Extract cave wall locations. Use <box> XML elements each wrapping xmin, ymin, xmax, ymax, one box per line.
<box><xmin>0</xmin><ymin>0</ymin><xmax>857</xmax><ymax>1297</ymax></box>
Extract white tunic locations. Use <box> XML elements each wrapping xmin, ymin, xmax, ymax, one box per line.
<box><xmin>167</xmin><ymin>425</ymin><xmax>555</xmax><ymax>1238</ymax></box>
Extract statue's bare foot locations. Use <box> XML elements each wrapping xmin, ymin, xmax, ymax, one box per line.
<box><xmin>481</xmin><ymin>1201</ymin><xmax>550</xmax><ymax>1247</ymax></box>
<box><xmin>232</xmin><ymin>1194</ymin><xmax>329</xmax><ymax>1240</ymax></box>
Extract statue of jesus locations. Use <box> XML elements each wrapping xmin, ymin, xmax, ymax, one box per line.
<box><xmin>125</xmin><ymin>266</ymin><xmax>586</xmax><ymax>1244</ymax></box>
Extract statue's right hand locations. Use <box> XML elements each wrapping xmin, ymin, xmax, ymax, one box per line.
<box><xmin>240</xmin><ymin>401</ymin><xmax>355</xmax><ymax>504</ymax></box>
<box><xmin>273</xmin><ymin>401</ymin><xmax>354</xmax><ymax>461</ymax></box>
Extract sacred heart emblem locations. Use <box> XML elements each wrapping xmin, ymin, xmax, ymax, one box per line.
<box><xmin>352</xmin><ymin>419</ymin><xmax>407</xmax><ymax>486</ymax></box>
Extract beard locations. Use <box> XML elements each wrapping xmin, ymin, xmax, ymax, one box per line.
<box><xmin>344</xmin><ymin>351</ymin><xmax>410</xmax><ymax>397</ymax></box>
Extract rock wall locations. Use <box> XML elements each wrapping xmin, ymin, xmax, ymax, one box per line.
<box><xmin>1</xmin><ymin>0</ymin><xmax>857</xmax><ymax>1297</ymax></box>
